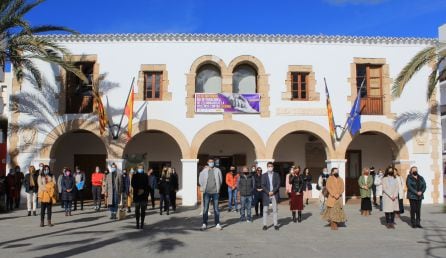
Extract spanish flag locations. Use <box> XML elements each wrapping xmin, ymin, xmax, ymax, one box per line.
<box><xmin>325</xmin><ymin>82</ymin><xmax>336</xmax><ymax>141</ymax></box>
<box><xmin>124</xmin><ymin>85</ymin><xmax>134</xmax><ymax>138</ymax></box>
<box><xmin>94</xmin><ymin>94</ymin><xmax>108</xmax><ymax>136</ymax></box>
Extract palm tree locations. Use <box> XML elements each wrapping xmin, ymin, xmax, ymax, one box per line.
<box><xmin>0</xmin><ymin>0</ymin><xmax>85</xmax><ymax>88</ymax></box>
<box><xmin>392</xmin><ymin>43</ymin><xmax>446</xmax><ymax>100</ymax></box>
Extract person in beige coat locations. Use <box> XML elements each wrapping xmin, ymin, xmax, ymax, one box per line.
<box><xmin>382</xmin><ymin>167</ymin><xmax>399</xmax><ymax>229</ymax></box>
<box><xmin>322</xmin><ymin>168</ymin><xmax>346</xmax><ymax>230</ymax></box>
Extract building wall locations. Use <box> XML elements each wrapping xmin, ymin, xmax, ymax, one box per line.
<box><xmin>9</xmin><ymin>34</ymin><xmax>444</xmax><ymax>204</ymax></box>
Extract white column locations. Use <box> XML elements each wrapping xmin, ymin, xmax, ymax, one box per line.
<box><xmin>326</xmin><ymin>159</ymin><xmax>347</xmax><ymax>205</ymax></box>
<box><xmin>106</xmin><ymin>159</ymin><xmax>125</xmax><ymax>171</ymax></box>
<box><xmin>181</xmin><ymin>159</ymin><xmax>198</xmax><ymax>207</ymax></box>
<box><xmin>256</xmin><ymin>159</ymin><xmax>274</xmax><ymax>174</ymax></box>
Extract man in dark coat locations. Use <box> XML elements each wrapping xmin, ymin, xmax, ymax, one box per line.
<box><xmin>261</xmin><ymin>162</ymin><xmax>281</xmax><ymax>231</ymax></box>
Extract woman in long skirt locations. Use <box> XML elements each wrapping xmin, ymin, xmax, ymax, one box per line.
<box><xmin>322</xmin><ymin>168</ymin><xmax>347</xmax><ymax>230</ymax></box>
<box><xmin>289</xmin><ymin>167</ymin><xmax>304</xmax><ymax>223</ymax></box>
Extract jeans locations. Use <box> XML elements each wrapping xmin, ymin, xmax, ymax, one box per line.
<box><xmin>63</xmin><ymin>200</ymin><xmax>72</xmax><ymax>212</ymax></box>
<box><xmin>74</xmin><ymin>189</ymin><xmax>84</xmax><ymax>210</ymax></box>
<box><xmin>203</xmin><ymin>192</ymin><xmax>220</xmax><ymax>226</ymax></box>
<box><xmin>160</xmin><ymin>193</ymin><xmax>170</xmax><ymax>213</ymax></box>
<box><xmin>253</xmin><ymin>191</ymin><xmax>263</xmax><ymax>216</ymax></box>
<box><xmin>409</xmin><ymin>199</ymin><xmax>422</xmax><ymax>225</ymax></box>
<box><xmin>240</xmin><ymin>195</ymin><xmax>252</xmax><ymax>220</ymax></box>
<box><xmin>26</xmin><ymin>192</ymin><xmax>37</xmax><ymax>211</ymax></box>
<box><xmin>40</xmin><ymin>202</ymin><xmax>52</xmax><ymax>221</ymax></box>
<box><xmin>135</xmin><ymin>201</ymin><xmax>147</xmax><ymax>225</ymax></box>
<box><xmin>148</xmin><ymin>188</ymin><xmax>155</xmax><ymax>208</ymax></box>
<box><xmin>263</xmin><ymin>196</ymin><xmax>278</xmax><ymax>226</ymax></box>
<box><xmin>228</xmin><ymin>187</ymin><xmax>238</xmax><ymax>210</ymax></box>
<box><xmin>92</xmin><ymin>186</ymin><xmax>102</xmax><ymax>209</ymax></box>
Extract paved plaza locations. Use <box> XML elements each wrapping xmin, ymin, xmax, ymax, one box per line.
<box><xmin>0</xmin><ymin>201</ymin><xmax>445</xmax><ymax>258</ymax></box>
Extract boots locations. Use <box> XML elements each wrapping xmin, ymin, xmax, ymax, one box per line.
<box><xmin>298</xmin><ymin>211</ymin><xmax>302</xmax><ymax>223</ymax></box>
<box><xmin>33</xmin><ymin>211</ymin><xmax>37</xmax><ymax>216</ymax></box>
<box><xmin>28</xmin><ymin>211</ymin><xmax>31</xmax><ymax>216</ymax></box>
<box><xmin>292</xmin><ymin>212</ymin><xmax>296</xmax><ymax>223</ymax></box>
<box><xmin>48</xmin><ymin>220</ymin><xmax>53</xmax><ymax>227</ymax></box>
<box><xmin>40</xmin><ymin>220</ymin><xmax>44</xmax><ymax>227</ymax></box>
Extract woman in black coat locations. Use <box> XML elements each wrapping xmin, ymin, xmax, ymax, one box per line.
<box><xmin>61</xmin><ymin>168</ymin><xmax>75</xmax><ymax>216</ymax></box>
<box><xmin>131</xmin><ymin>165</ymin><xmax>150</xmax><ymax>229</ymax></box>
<box><xmin>158</xmin><ymin>167</ymin><xmax>172</xmax><ymax>216</ymax></box>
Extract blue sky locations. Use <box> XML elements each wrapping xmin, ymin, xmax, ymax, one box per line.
<box><xmin>25</xmin><ymin>0</ymin><xmax>446</xmax><ymax>37</ymax></box>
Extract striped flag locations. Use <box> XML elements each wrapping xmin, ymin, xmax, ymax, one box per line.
<box><xmin>124</xmin><ymin>85</ymin><xmax>134</xmax><ymax>138</ymax></box>
<box><xmin>324</xmin><ymin>81</ymin><xmax>336</xmax><ymax>140</ymax></box>
<box><xmin>94</xmin><ymin>94</ymin><xmax>108</xmax><ymax>136</ymax></box>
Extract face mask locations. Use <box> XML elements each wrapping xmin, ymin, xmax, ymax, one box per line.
<box><xmin>39</xmin><ymin>166</ymin><xmax>43</xmax><ymax>170</ymax></box>
<box><xmin>76</xmin><ymin>169</ymin><xmax>80</xmax><ymax>173</ymax></box>
<box><xmin>137</xmin><ymin>169</ymin><xmax>144</xmax><ymax>174</ymax></box>
<box><xmin>44</xmin><ymin>170</ymin><xmax>49</xmax><ymax>175</ymax></box>
<box><xmin>243</xmin><ymin>171</ymin><xmax>249</xmax><ymax>175</ymax></box>
<box><xmin>412</xmin><ymin>171</ymin><xmax>418</xmax><ymax>176</ymax></box>
<box><xmin>252</xmin><ymin>168</ymin><xmax>256</xmax><ymax>172</ymax></box>
<box><xmin>95</xmin><ymin>168</ymin><xmax>100</xmax><ymax>173</ymax></box>
<box><xmin>379</xmin><ymin>173</ymin><xmax>384</xmax><ymax>177</ymax></box>
<box><xmin>208</xmin><ymin>162</ymin><xmax>214</xmax><ymax>168</ymax></box>
<box><xmin>111</xmin><ymin>167</ymin><xmax>117</xmax><ymax>173</ymax></box>
<box><xmin>267</xmin><ymin>167</ymin><xmax>273</xmax><ymax>172</ymax></box>
<box><xmin>130</xmin><ymin>169</ymin><xmax>135</xmax><ymax>174</ymax></box>
<box><xmin>333</xmin><ymin>173</ymin><xmax>339</xmax><ymax>178</ymax></box>
<box><xmin>323</xmin><ymin>170</ymin><xmax>329</xmax><ymax>175</ymax></box>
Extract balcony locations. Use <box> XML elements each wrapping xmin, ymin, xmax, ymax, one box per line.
<box><xmin>361</xmin><ymin>96</ymin><xmax>383</xmax><ymax>115</ymax></box>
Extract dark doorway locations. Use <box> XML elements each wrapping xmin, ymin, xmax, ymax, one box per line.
<box><xmin>74</xmin><ymin>154</ymin><xmax>107</xmax><ymax>199</ymax></box>
<box><xmin>346</xmin><ymin>150</ymin><xmax>361</xmax><ymax>197</ymax></box>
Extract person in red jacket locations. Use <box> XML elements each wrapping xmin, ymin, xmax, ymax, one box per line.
<box><xmin>91</xmin><ymin>166</ymin><xmax>104</xmax><ymax>212</ymax></box>
<box><xmin>226</xmin><ymin>166</ymin><xmax>239</xmax><ymax>212</ymax></box>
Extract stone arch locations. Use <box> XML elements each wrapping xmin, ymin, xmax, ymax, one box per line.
<box><xmin>265</xmin><ymin>120</ymin><xmax>335</xmax><ymax>159</ymax></box>
<box><xmin>39</xmin><ymin>119</ymin><xmax>107</xmax><ymax>159</ymax></box>
<box><xmin>228</xmin><ymin>55</ymin><xmax>270</xmax><ymax>117</ymax></box>
<box><xmin>186</xmin><ymin>55</ymin><xmax>229</xmax><ymax>118</ymax></box>
<box><xmin>337</xmin><ymin>121</ymin><xmax>409</xmax><ymax>160</ymax></box>
<box><xmin>190</xmin><ymin>120</ymin><xmax>266</xmax><ymax>159</ymax></box>
<box><xmin>118</xmin><ymin>119</ymin><xmax>191</xmax><ymax>159</ymax></box>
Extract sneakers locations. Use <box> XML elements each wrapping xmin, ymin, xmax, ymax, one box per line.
<box><xmin>246</xmin><ymin>220</ymin><xmax>252</xmax><ymax>223</ymax></box>
<box><xmin>215</xmin><ymin>224</ymin><xmax>222</xmax><ymax>230</ymax></box>
<box><xmin>200</xmin><ymin>224</ymin><xmax>207</xmax><ymax>231</ymax></box>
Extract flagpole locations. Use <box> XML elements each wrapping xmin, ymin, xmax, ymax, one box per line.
<box><xmin>324</xmin><ymin>78</ymin><xmax>338</xmax><ymax>142</ymax></box>
<box><xmin>338</xmin><ymin>78</ymin><xmax>366</xmax><ymax>140</ymax></box>
<box><xmin>116</xmin><ymin>77</ymin><xmax>135</xmax><ymax>137</ymax></box>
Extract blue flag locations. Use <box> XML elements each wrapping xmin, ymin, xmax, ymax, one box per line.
<box><xmin>347</xmin><ymin>93</ymin><xmax>361</xmax><ymax>135</ymax></box>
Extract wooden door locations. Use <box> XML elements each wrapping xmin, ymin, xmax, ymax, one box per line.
<box><xmin>74</xmin><ymin>154</ymin><xmax>107</xmax><ymax>199</ymax></box>
<box><xmin>346</xmin><ymin>150</ymin><xmax>361</xmax><ymax>197</ymax></box>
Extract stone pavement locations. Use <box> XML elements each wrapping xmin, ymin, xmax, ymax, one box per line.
<box><xmin>0</xmin><ymin>201</ymin><xmax>445</xmax><ymax>258</ymax></box>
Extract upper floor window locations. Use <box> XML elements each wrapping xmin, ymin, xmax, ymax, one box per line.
<box><xmin>195</xmin><ymin>64</ymin><xmax>221</xmax><ymax>93</ymax></box>
<box><xmin>144</xmin><ymin>71</ymin><xmax>162</xmax><ymax>100</ymax></box>
<box><xmin>233</xmin><ymin>64</ymin><xmax>257</xmax><ymax>93</ymax></box>
<box><xmin>65</xmin><ymin>61</ymin><xmax>94</xmax><ymax>114</ymax></box>
<box><xmin>291</xmin><ymin>72</ymin><xmax>308</xmax><ymax>100</ymax></box>
<box><xmin>356</xmin><ymin>63</ymin><xmax>383</xmax><ymax>115</ymax></box>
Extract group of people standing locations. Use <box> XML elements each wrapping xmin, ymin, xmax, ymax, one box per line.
<box><xmin>358</xmin><ymin>166</ymin><xmax>426</xmax><ymax>229</ymax></box>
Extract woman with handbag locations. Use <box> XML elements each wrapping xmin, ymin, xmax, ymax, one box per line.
<box><xmin>37</xmin><ymin>165</ymin><xmax>57</xmax><ymax>227</ymax></box>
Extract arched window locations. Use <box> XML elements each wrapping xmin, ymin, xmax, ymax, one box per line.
<box><xmin>195</xmin><ymin>64</ymin><xmax>222</xmax><ymax>93</ymax></box>
<box><xmin>232</xmin><ymin>64</ymin><xmax>257</xmax><ymax>93</ymax></box>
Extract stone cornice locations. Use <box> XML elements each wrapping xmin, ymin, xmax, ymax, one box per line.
<box><xmin>38</xmin><ymin>33</ymin><xmax>437</xmax><ymax>45</ymax></box>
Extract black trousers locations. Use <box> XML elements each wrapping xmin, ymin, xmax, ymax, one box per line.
<box><xmin>409</xmin><ymin>199</ymin><xmax>422</xmax><ymax>225</ymax></box>
<box><xmin>170</xmin><ymin>191</ymin><xmax>177</xmax><ymax>211</ymax></box>
<box><xmin>148</xmin><ymin>188</ymin><xmax>155</xmax><ymax>208</ymax></box>
<box><xmin>160</xmin><ymin>193</ymin><xmax>170</xmax><ymax>213</ymax></box>
<box><xmin>371</xmin><ymin>185</ymin><xmax>377</xmax><ymax>204</ymax></box>
<box><xmin>385</xmin><ymin>212</ymin><xmax>395</xmax><ymax>224</ymax></box>
<box><xmin>74</xmin><ymin>189</ymin><xmax>84</xmax><ymax>210</ymax></box>
<box><xmin>41</xmin><ymin>202</ymin><xmax>52</xmax><ymax>221</ymax></box>
<box><xmin>92</xmin><ymin>186</ymin><xmax>102</xmax><ymax>208</ymax></box>
<box><xmin>135</xmin><ymin>201</ymin><xmax>147</xmax><ymax>225</ymax></box>
<box><xmin>253</xmin><ymin>191</ymin><xmax>263</xmax><ymax>216</ymax></box>
<box><xmin>6</xmin><ymin>194</ymin><xmax>15</xmax><ymax>210</ymax></box>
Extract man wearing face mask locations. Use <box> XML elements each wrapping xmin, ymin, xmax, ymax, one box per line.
<box><xmin>261</xmin><ymin>162</ymin><xmax>281</xmax><ymax>231</ymax></box>
<box><xmin>73</xmin><ymin>166</ymin><xmax>86</xmax><ymax>211</ymax></box>
<box><xmin>322</xmin><ymin>168</ymin><xmax>346</xmax><ymax>230</ymax></box>
<box><xmin>199</xmin><ymin>158</ymin><xmax>223</xmax><ymax>231</ymax></box>
<box><xmin>132</xmin><ymin>165</ymin><xmax>149</xmax><ymax>229</ymax></box>
<box><xmin>91</xmin><ymin>166</ymin><xmax>104</xmax><ymax>212</ymax></box>
<box><xmin>226</xmin><ymin>165</ymin><xmax>239</xmax><ymax>212</ymax></box>
<box><xmin>237</xmin><ymin>167</ymin><xmax>255</xmax><ymax>222</ymax></box>
<box><xmin>406</xmin><ymin>166</ymin><xmax>426</xmax><ymax>228</ymax></box>
<box><xmin>105</xmin><ymin>163</ymin><xmax>122</xmax><ymax>219</ymax></box>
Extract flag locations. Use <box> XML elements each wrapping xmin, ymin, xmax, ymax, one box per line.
<box><xmin>94</xmin><ymin>95</ymin><xmax>108</xmax><ymax>136</ymax></box>
<box><xmin>325</xmin><ymin>83</ymin><xmax>336</xmax><ymax>140</ymax></box>
<box><xmin>347</xmin><ymin>92</ymin><xmax>362</xmax><ymax>135</ymax></box>
<box><xmin>124</xmin><ymin>85</ymin><xmax>134</xmax><ymax>138</ymax></box>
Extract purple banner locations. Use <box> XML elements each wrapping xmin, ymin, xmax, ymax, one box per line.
<box><xmin>195</xmin><ymin>93</ymin><xmax>260</xmax><ymax>113</ymax></box>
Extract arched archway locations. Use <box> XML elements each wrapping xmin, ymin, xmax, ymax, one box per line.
<box><xmin>337</xmin><ymin>122</ymin><xmax>409</xmax><ymax>198</ymax></box>
<box><xmin>266</xmin><ymin>121</ymin><xmax>334</xmax><ymax>198</ymax></box>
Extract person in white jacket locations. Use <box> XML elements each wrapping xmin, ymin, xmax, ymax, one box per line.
<box><xmin>374</xmin><ymin>169</ymin><xmax>384</xmax><ymax>211</ymax></box>
<box><xmin>395</xmin><ymin>168</ymin><xmax>405</xmax><ymax>218</ymax></box>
